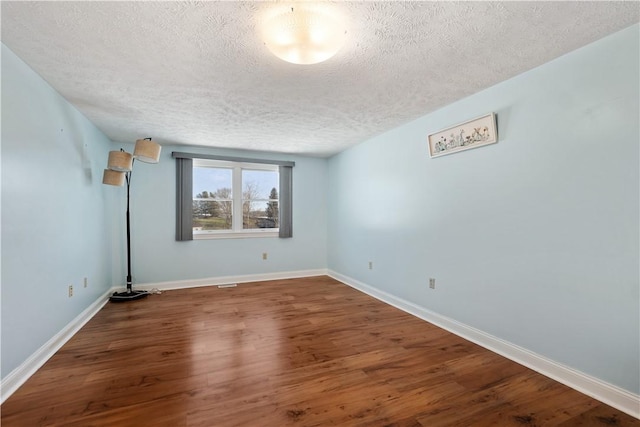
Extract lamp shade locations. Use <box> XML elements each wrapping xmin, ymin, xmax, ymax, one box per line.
<box><xmin>102</xmin><ymin>169</ymin><xmax>126</xmax><ymax>186</ymax></box>
<box><xmin>262</xmin><ymin>5</ymin><xmax>346</xmax><ymax>65</ymax></box>
<box><xmin>133</xmin><ymin>138</ymin><xmax>162</xmax><ymax>163</ymax></box>
<box><xmin>107</xmin><ymin>151</ymin><xmax>133</xmax><ymax>172</ymax></box>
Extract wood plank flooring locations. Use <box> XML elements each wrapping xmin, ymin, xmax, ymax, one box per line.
<box><xmin>2</xmin><ymin>276</ymin><xmax>638</xmax><ymax>426</ymax></box>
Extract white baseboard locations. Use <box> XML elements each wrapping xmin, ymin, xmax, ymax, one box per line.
<box><xmin>328</xmin><ymin>270</ymin><xmax>640</xmax><ymax>419</ymax></box>
<box><xmin>132</xmin><ymin>269</ymin><xmax>329</xmax><ymax>291</ymax></box>
<box><xmin>6</xmin><ymin>269</ymin><xmax>636</xmax><ymax>419</ymax></box>
<box><xmin>1</xmin><ymin>288</ymin><xmax>114</xmax><ymax>404</ymax></box>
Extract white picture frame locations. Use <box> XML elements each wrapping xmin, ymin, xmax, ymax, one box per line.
<box><xmin>428</xmin><ymin>113</ymin><xmax>498</xmax><ymax>158</ymax></box>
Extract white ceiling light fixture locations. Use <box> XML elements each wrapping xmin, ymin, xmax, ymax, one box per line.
<box><xmin>262</xmin><ymin>3</ymin><xmax>346</xmax><ymax>65</ymax></box>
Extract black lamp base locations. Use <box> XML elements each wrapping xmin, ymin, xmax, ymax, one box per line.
<box><xmin>109</xmin><ymin>290</ymin><xmax>149</xmax><ymax>302</ymax></box>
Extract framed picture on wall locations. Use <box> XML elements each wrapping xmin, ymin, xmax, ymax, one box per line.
<box><xmin>428</xmin><ymin>113</ymin><xmax>498</xmax><ymax>158</ymax></box>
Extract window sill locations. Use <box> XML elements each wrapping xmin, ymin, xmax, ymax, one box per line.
<box><xmin>194</xmin><ymin>231</ymin><xmax>279</xmax><ymax>240</ymax></box>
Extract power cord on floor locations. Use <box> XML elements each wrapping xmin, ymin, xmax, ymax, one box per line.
<box><xmin>148</xmin><ymin>288</ymin><xmax>162</xmax><ymax>295</ymax></box>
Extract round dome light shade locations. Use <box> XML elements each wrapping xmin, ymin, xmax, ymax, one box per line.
<box><xmin>102</xmin><ymin>169</ymin><xmax>126</xmax><ymax>186</ymax></box>
<box><xmin>107</xmin><ymin>150</ymin><xmax>133</xmax><ymax>172</ymax></box>
<box><xmin>262</xmin><ymin>5</ymin><xmax>346</xmax><ymax>65</ymax></box>
<box><xmin>133</xmin><ymin>138</ymin><xmax>162</xmax><ymax>163</ymax></box>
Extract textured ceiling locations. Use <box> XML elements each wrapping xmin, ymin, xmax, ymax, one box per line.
<box><xmin>2</xmin><ymin>1</ymin><xmax>638</xmax><ymax>157</ymax></box>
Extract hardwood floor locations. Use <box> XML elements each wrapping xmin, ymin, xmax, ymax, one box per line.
<box><xmin>2</xmin><ymin>276</ymin><xmax>638</xmax><ymax>426</ymax></box>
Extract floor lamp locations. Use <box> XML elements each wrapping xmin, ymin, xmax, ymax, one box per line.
<box><xmin>103</xmin><ymin>138</ymin><xmax>161</xmax><ymax>302</ymax></box>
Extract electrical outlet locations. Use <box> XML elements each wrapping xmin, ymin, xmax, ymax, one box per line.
<box><xmin>262</xmin><ymin>252</ymin><xmax>268</xmax><ymax>260</ymax></box>
<box><xmin>84</xmin><ymin>277</ymin><xmax>88</xmax><ymax>288</ymax></box>
<box><xmin>68</xmin><ymin>285</ymin><xmax>74</xmax><ymax>297</ymax></box>
<box><xmin>368</xmin><ymin>261</ymin><xmax>373</xmax><ymax>270</ymax></box>
<box><xmin>429</xmin><ymin>278</ymin><xmax>436</xmax><ymax>289</ymax></box>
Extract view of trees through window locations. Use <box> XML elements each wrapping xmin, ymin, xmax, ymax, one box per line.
<box><xmin>192</xmin><ymin>165</ymin><xmax>279</xmax><ymax>233</ymax></box>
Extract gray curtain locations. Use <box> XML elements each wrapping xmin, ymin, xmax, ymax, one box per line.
<box><xmin>278</xmin><ymin>165</ymin><xmax>293</xmax><ymax>238</ymax></box>
<box><xmin>175</xmin><ymin>157</ymin><xmax>193</xmax><ymax>241</ymax></box>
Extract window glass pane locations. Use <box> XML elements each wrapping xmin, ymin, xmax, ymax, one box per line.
<box><xmin>193</xmin><ymin>167</ymin><xmax>232</xmax><ymax>198</ymax></box>
<box><xmin>242</xmin><ymin>170</ymin><xmax>279</xmax><ymax>200</ymax></box>
<box><xmin>193</xmin><ymin>200</ymin><xmax>232</xmax><ymax>231</ymax></box>
<box><xmin>243</xmin><ymin>201</ymin><xmax>278</xmax><ymax>230</ymax></box>
<box><xmin>193</xmin><ymin>167</ymin><xmax>233</xmax><ymax>232</ymax></box>
<box><xmin>265</xmin><ymin>200</ymin><xmax>279</xmax><ymax>228</ymax></box>
<box><xmin>242</xmin><ymin>169</ymin><xmax>279</xmax><ymax>230</ymax></box>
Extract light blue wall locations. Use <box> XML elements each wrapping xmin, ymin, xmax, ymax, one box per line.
<box><xmin>327</xmin><ymin>24</ymin><xmax>640</xmax><ymax>394</ymax></box>
<box><xmin>1</xmin><ymin>45</ymin><xmax>115</xmax><ymax>378</ymax></box>
<box><xmin>106</xmin><ymin>144</ymin><xmax>328</xmax><ymax>285</ymax></box>
<box><xmin>0</xmin><ymin>42</ymin><xmax>327</xmax><ymax>380</ymax></box>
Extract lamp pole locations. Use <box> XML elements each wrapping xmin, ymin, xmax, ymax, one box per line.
<box><xmin>125</xmin><ymin>166</ymin><xmax>133</xmax><ymax>292</ymax></box>
<box><xmin>103</xmin><ymin>138</ymin><xmax>161</xmax><ymax>302</ymax></box>
<box><xmin>110</xmin><ymin>159</ymin><xmax>148</xmax><ymax>302</ymax></box>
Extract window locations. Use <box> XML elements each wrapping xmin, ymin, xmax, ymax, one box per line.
<box><xmin>173</xmin><ymin>152</ymin><xmax>293</xmax><ymax>240</ymax></box>
<box><xmin>193</xmin><ymin>160</ymin><xmax>279</xmax><ymax>236</ymax></box>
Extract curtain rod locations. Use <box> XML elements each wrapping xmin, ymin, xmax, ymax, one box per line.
<box><xmin>171</xmin><ymin>152</ymin><xmax>295</xmax><ymax>167</ymax></box>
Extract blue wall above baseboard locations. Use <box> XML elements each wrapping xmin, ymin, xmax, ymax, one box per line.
<box><xmin>327</xmin><ymin>24</ymin><xmax>640</xmax><ymax>394</ymax></box>
<box><xmin>1</xmin><ymin>44</ymin><xmax>115</xmax><ymax>378</ymax></box>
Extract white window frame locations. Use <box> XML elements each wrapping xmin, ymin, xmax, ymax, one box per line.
<box><xmin>193</xmin><ymin>158</ymin><xmax>279</xmax><ymax>239</ymax></box>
